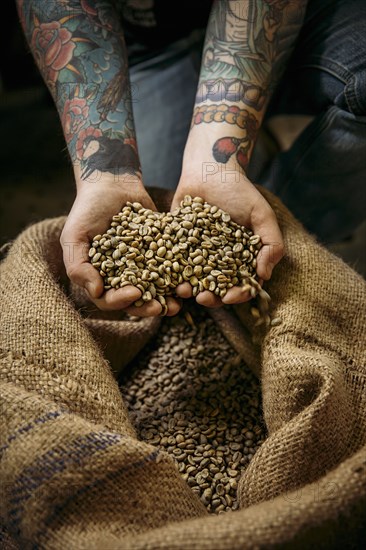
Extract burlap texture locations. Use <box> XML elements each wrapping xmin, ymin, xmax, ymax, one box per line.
<box><xmin>1</xmin><ymin>188</ymin><xmax>365</xmax><ymax>549</ymax></box>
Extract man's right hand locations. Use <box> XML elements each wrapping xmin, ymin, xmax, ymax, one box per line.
<box><xmin>60</xmin><ymin>178</ymin><xmax>182</xmax><ymax>317</ymax></box>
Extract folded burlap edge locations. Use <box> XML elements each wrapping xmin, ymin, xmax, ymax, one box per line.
<box><xmin>1</xmin><ymin>186</ymin><xmax>366</xmax><ymax>549</ymax></box>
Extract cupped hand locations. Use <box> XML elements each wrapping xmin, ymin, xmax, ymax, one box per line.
<box><xmin>170</xmin><ymin>172</ymin><xmax>284</xmax><ymax>308</ymax></box>
<box><xmin>60</xmin><ymin>179</ymin><xmax>181</xmax><ymax>316</ymax></box>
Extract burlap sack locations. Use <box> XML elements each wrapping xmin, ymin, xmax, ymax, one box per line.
<box><xmin>1</xmin><ymin>188</ymin><xmax>365</xmax><ymax>549</ymax></box>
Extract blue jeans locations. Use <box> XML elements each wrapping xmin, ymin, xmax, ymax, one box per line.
<box><xmin>129</xmin><ymin>0</ymin><xmax>366</xmax><ymax>243</ymax></box>
<box><xmin>129</xmin><ymin>31</ymin><xmax>204</xmax><ymax>191</ymax></box>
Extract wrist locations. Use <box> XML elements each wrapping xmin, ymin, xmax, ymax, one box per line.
<box><xmin>183</xmin><ymin>102</ymin><xmax>260</xmax><ymax>176</ymax></box>
<box><xmin>183</xmin><ymin>133</ymin><xmax>250</xmax><ymax>180</ymax></box>
<box><xmin>72</xmin><ymin>169</ymin><xmax>157</xmax><ymax>212</ymax></box>
<box><xmin>74</xmin><ymin>164</ymin><xmax>144</xmax><ymax>194</ymax></box>
<box><xmin>180</xmin><ymin>149</ymin><xmax>251</xmax><ymax>188</ymax></box>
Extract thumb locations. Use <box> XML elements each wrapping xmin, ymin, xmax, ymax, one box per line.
<box><xmin>250</xmin><ymin>205</ymin><xmax>285</xmax><ymax>281</ymax></box>
<box><xmin>61</xmin><ymin>234</ymin><xmax>104</xmax><ymax>298</ymax></box>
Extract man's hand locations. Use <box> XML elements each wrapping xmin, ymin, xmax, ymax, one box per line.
<box><xmin>61</xmin><ymin>179</ymin><xmax>181</xmax><ymax>316</ymax></box>
<box><xmin>171</xmin><ymin>170</ymin><xmax>284</xmax><ymax>308</ymax></box>
<box><xmin>171</xmin><ymin>0</ymin><xmax>306</xmax><ymax>308</ymax></box>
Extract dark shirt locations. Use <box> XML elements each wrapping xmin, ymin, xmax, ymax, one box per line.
<box><xmin>115</xmin><ymin>0</ymin><xmax>212</xmax><ymax>65</ymax></box>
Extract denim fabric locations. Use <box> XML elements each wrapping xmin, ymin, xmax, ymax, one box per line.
<box><xmin>263</xmin><ymin>106</ymin><xmax>366</xmax><ymax>241</ymax></box>
<box><xmin>268</xmin><ymin>0</ymin><xmax>366</xmax><ymax>117</ymax></box>
<box><xmin>262</xmin><ymin>0</ymin><xmax>366</xmax><ymax>242</ymax></box>
<box><xmin>129</xmin><ymin>31</ymin><xmax>203</xmax><ymax>190</ymax></box>
<box><xmin>129</xmin><ymin>0</ymin><xmax>366</xmax><ymax>242</ymax></box>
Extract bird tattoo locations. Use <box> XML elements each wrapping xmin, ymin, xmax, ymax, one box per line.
<box><xmin>81</xmin><ymin>134</ymin><xmax>140</xmax><ymax>180</ymax></box>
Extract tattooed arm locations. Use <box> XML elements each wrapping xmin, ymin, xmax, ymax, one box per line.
<box><xmin>16</xmin><ymin>0</ymin><xmax>180</xmax><ymax>316</ymax></box>
<box><xmin>173</xmin><ymin>0</ymin><xmax>307</xmax><ymax>307</ymax></box>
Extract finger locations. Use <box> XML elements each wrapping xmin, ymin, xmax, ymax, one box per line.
<box><xmin>251</xmin><ymin>206</ymin><xmax>285</xmax><ymax>281</ymax></box>
<box><xmin>125</xmin><ymin>299</ymin><xmax>163</xmax><ymax>317</ymax></box>
<box><xmin>257</xmin><ymin>242</ymin><xmax>284</xmax><ymax>281</ymax></box>
<box><xmin>74</xmin><ymin>262</ymin><xmax>105</xmax><ymax>299</ymax></box>
<box><xmin>165</xmin><ymin>297</ymin><xmax>183</xmax><ymax>317</ymax></box>
<box><xmin>175</xmin><ymin>282</ymin><xmax>193</xmax><ymax>299</ymax></box>
<box><xmin>61</xmin><ymin>238</ymin><xmax>104</xmax><ymax>298</ymax></box>
<box><xmin>195</xmin><ymin>291</ymin><xmax>222</xmax><ymax>308</ymax></box>
<box><xmin>93</xmin><ymin>286</ymin><xmax>142</xmax><ymax>311</ymax></box>
<box><xmin>222</xmin><ymin>286</ymin><xmax>251</xmax><ymax>305</ymax></box>
<box><xmin>170</xmin><ymin>189</ymin><xmax>187</xmax><ymax>213</ymax></box>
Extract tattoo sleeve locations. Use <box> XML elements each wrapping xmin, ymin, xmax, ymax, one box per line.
<box><xmin>16</xmin><ymin>0</ymin><xmax>140</xmax><ymax>182</ymax></box>
<box><xmin>193</xmin><ymin>0</ymin><xmax>308</xmax><ymax>171</ymax></box>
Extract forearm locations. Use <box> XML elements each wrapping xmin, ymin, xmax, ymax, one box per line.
<box><xmin>16</xmin><ymin>0</ymin><xmax>140</xmax><ymax>190</ymax></box>
<box><xmin>184</xmin><ymin>0</ymin><xmax>308</xmax><ymax>175</ymax></box>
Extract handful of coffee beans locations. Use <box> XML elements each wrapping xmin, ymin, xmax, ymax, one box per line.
<box><xmin>89</xmin><ymin>195</ymin><xmax>275</xmax><ymax>322</ymax></box>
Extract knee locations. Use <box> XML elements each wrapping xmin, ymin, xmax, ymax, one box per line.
<box><xmin>340</xmin><ymin>68</ymin><xmax>366</xmax><ymax>116</ymax></box>
<box><xmin>296</xmin><ymin>66</ymin><xmax>366</xmax><ymax>117</ymax></box>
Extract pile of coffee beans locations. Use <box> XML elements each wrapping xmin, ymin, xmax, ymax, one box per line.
<box><xmin>121</xmin><ymin>305</ymin><xmax>266</xmax><ymax>513</ymax></box>
<box><xmin>89</xmin><ymin>196</ymin><xmax>271</xmax><ymax>317</ymax></box>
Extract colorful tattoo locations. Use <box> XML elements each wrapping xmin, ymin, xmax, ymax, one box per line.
<box><xmin>17</xmin><ymin>0</ymin><xmax>140</xmax><ymax>181</ymax></box>
<box><xmin>196</xmin><ymin>0</ymin><xmax>307</xmax><ymax>109</ymax></box>
<box><xmin>193</xmin><ymin>0</ymin><xmax>307</xmax><ymax>171</ymax></box>
<box><xmin>192</xmin><ymin>103</ymin><xmax>258</xmax><ymax>169</ymax></box>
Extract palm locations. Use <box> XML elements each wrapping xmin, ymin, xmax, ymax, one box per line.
<box><xmin>61</xmin><ymin>184</ymin><xmax>181</xmax><ymax>316</ymax></box>
<box><xmin>171</xmin><ymin>175</ymin><xmax>284</xmax><ymax>307</ymax></box>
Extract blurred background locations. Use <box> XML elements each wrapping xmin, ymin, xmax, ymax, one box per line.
<box><xmin>1</xmin><ymin>2</ymin><xmax>365</xmax><ymax>277</ymax></box>
<box><xmin>0</xmin><ymin>2</ymin><xmax>75</xmax><ymax>248</ymax></box>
